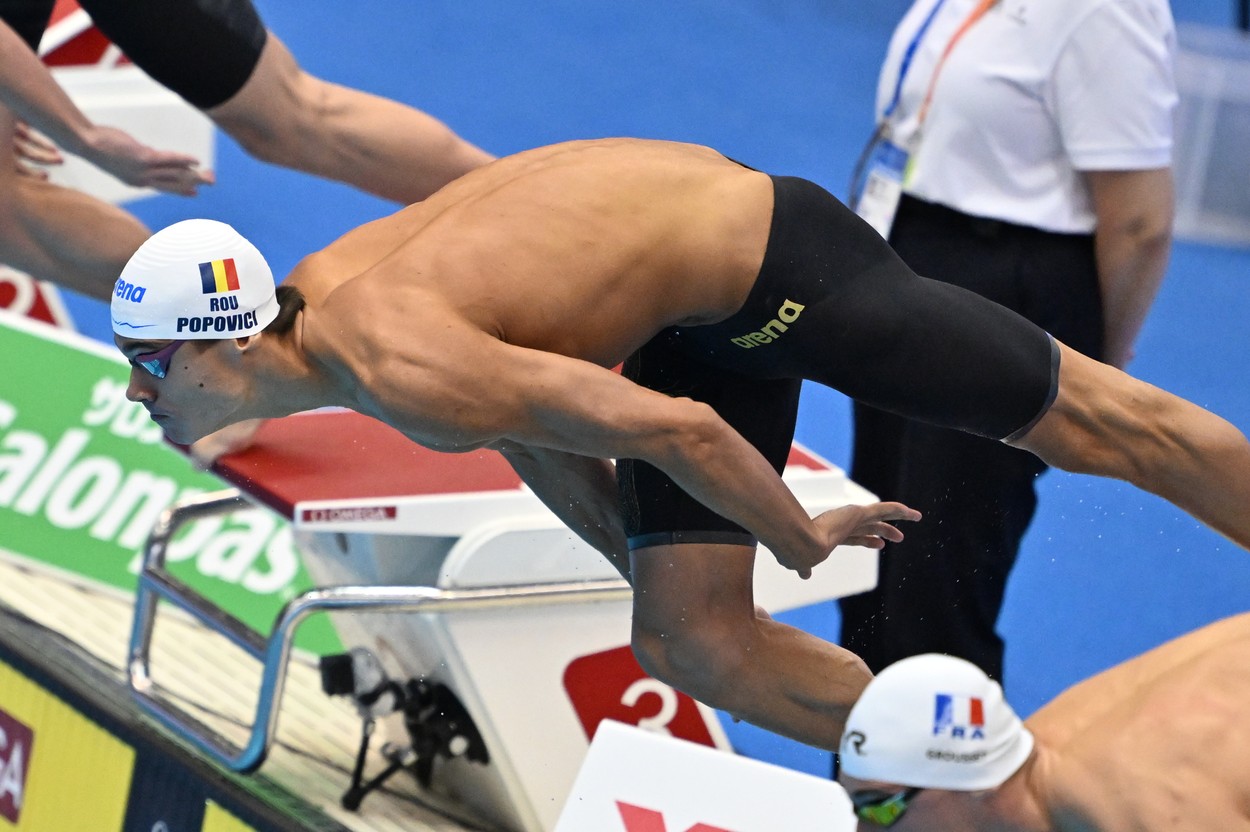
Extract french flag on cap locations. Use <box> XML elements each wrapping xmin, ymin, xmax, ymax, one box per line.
<box><xmin>933</xmin><ymin>694</ymin><xmax>986</xmax><ymax>740</ymax></box>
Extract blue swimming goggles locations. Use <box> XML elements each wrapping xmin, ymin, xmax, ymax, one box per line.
<box><xmin>132</xmin><ymin>340</ymin><xmax>187</xmax><ymax>379</ymax></box>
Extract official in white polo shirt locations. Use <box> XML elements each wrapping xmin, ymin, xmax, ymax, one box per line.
<box><xmin>841</xmin><ymin>0</ymin><xmax>1178</xmax><ymax>684</ymax></box>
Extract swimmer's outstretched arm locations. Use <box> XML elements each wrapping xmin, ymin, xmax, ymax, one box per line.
<box><xmin>379</xmin><ymin>333</ymin><xmax>918</xmax><ymax>577</ymax></box>
<box><xmin>491</xmin><ymin>441</ymin><xmax>631</xmax><ymax>580</ymax></box>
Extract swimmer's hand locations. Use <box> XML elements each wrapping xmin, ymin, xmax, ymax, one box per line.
<box><xmin>188</xmin><ymin>418</ymin><xmax>266</xmax><ymax>470</ymax></box>
<box><xmin>13</xmin><ymin>122</ymin><xmax>60</xmax><ymax>177</ymax></box>
<box><xmin>78</xmin><ymin>125</ymin><xmax>215</xmax><ymax>196</ymax></box>
<box><xmin>782</xmin><ymin>502</ymin><xmax>922</xmax><ymax>580</ymax></box>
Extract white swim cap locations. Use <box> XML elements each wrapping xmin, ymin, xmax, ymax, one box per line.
<box><xmin>839</xmin><ymin>654</ymin><xmax>1034</xmax><ymax>791</ymax></box>
<box><xmin>111</xmin><ymin>219</ymin><xmax>279</xmax><ymax>340</ymax></box>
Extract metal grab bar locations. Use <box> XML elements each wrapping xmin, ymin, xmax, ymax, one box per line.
<box><xmin>127</xmin><ymin>488</ymin><xmax>632</xmax><ymax>773</ymax></box>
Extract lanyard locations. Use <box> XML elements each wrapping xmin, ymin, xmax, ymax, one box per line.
<box><xmin>915</xmin><ymin>0</ymin><xmax>1000</xmax><ymax>126</ymax></box>
<box><xmin>853</xmin><ymin>0</ymin><xmax>997</xmax><ymax>217</ymax></box>
<box><xmin>882</xmin><ymin>0</ymin><xmax>950</xmax><ymax>120</ymax></box>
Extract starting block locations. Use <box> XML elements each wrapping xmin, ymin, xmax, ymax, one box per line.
<box><xmin>130</xmin><ymin>409</ymin><xmax>880</xmax><ymax>831</ymax></box>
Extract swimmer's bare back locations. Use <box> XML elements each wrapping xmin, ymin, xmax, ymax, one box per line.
<box><xmin>1025</xmin><ymin>612</ymin><xmax>1250</xmax><ymax>829</ymax></box>
<box><xmin>291</xmin><ymin>139</ymin><xmax>775</xmax><ymax>368</ymax></box>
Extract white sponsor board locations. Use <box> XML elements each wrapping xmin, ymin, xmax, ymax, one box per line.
<box><xmin>554</xmin><ymin>720</ymin><xmax>856</xmax><ymax>832</ymax></box>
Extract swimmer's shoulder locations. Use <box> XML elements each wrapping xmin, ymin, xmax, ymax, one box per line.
<box><xmin>283</xmin><ymin>200</ymin><xmax>442</xmax><ymax>303</ymax></box>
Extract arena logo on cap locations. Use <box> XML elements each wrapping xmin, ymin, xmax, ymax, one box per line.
<box><xmin>113</xmin><ymin>278</ymin><xmax>147</xmax><ymax>304</ymax></box>
<box><xmin>933</xmin><ymin>694</ymin><xmax>986</xmax><ymax>740</ymax></box>
<box><xmin>199</xmin><ymin>258</ymin><xmax>241</xmax><ymax>294</ymax></box>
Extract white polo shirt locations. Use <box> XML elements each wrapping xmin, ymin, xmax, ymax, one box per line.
<box><xmin>877</xmin><ymin>0</ymin><xmax>1177</xmax><ymax>233</ymax></box>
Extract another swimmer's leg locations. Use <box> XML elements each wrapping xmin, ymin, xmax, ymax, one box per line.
<box><xmin>630</xmin><ymin>542</ymin><xmax>870</xmax><ymax>750</ymax></box>
<box><xmin>207</xmin><ymin>34</ymin><xmax>493</xmax><ymax>204</ymax></box>
<box><xmin>1013</xmin><ymin>341</ymin><xmax>1250</xmax><ymax>551</ymax></box>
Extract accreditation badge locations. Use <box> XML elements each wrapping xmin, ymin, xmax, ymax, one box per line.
<box><xmin>853</xmin><ymin>138</ymin><xmax>911</xmax><ymax>239</ymax></box>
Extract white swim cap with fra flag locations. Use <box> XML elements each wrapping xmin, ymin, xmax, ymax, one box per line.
<box><xmin>111</xmin><ymin>218</ymin><xmax>279</xmax><ymax>340</ymax></box>
<box><xmin>839</xmin><ymin>653</ymin><xmax>1035</xmax><ymax>791</ymax></box>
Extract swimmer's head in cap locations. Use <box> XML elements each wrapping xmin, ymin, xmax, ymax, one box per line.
<box><xmin>839</xmin><ymin>654</ymin><xmax>1034</xmax><ymax>791</ymax></box>
<box><xmin>111</xmin><ymin>219</ymin><xmax>278</xmax><ymax>341</ymax></box>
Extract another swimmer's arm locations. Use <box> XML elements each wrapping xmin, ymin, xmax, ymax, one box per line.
<box><xmin>0</xmin><ymin>21</ymin><xmax>90</xmax><ymax>147</ymax></box>
<box><xmin>491</xmin><ymin>441</ymin><xmax>632</xmax><ymax>581</ymax></box>
<box><xmin>0</xmin><ymin>21</ymin><xmax>210</xmax><ymax>194</ymax></box>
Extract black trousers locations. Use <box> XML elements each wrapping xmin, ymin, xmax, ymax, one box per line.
<box><xmin>837</xmin><ymin>195</ymin><xmax>1103</xmax><ymax>683</ymax></box>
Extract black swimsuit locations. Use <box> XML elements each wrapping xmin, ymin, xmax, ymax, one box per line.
<box><xmin>620</xmin><ymin>174</ymin><xmax>1058</xmax><ymax>550</ymax></box>
<box><xmin>3</xmin><ymin>0</ymin><xmax>266</xmax><ymax>109</ymax></box>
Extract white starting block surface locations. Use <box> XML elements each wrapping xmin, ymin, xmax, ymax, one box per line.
<box><xmin>555</xmin><ymin>720</ymin><xmax>855</xmax><ymax>831</ymax></box>
<box><xmin>214</xmin><ymin>411</ymin><xmax>878</xmax><ymax>612</ymax></box>
<box><xmin>208</xmin><ymin>411</ymin><xmax>879</xmax><ymax>832</ymax></box>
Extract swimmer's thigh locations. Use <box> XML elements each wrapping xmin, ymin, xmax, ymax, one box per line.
<box><xmin>618</xmin><ymin>332</ymin><xmax>802</xmax><ymax>550</ymax></box>
<box><xmin>81</xmin><ymin>0</ymin><xmax>266</xmax><ymax>109</ymax></box>
<box><xmin>807</xmin><ymin>262</ymin><xmax>1058</xmax><ymax>441</ymax></box>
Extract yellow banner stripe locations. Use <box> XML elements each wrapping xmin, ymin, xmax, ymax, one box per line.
<box><xmin>0</xmin><ymin>659</ymin><xmax>135</xmax><ymax>832</ymax></box>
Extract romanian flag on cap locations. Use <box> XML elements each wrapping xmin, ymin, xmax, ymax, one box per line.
<box><xmin>199</xmin><ymin>258</ymin><xmax>240</xmax><ymax>294</ymax></box>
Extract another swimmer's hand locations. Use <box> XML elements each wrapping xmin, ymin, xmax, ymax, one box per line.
<box><xmin>13</xmin><ymin>122</ymin><xmax>61</xmax><ymax>178</ymax></box>
<box><xmin>79</xmin><ymin>125</ymin><xmax>215</xmax><ymax>196</ymax></box>
<box><xmin>784</xmin><ymin>502</ymin><xmax>921</xmax><ymax>580</ymax></box>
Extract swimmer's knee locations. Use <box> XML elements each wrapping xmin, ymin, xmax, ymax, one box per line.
<box><xmin>209</xmin><ymin>35</ymin><xmax>325</xmax><ymax>166</ymax></box>
<box><xmin>213</xmin><ymin>90</ymin><xmax>309</xmax><ymax>167</ymax></box>
<box><xmin>631</xmin><ymin>616</ymin><xmax>748</xmax><ymax>707</ymax></box>
<box><xmin>1015</xmin><ymin>355</ymin><xmax>1191</xmax><ymax>483</ymax></box>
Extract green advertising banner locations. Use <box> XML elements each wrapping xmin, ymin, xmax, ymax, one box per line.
<box><xmin>0</xmin><ymin>311</ymin><xmax>339</xmax><ymax>653</ymax></box>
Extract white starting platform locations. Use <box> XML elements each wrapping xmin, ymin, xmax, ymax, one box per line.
<box><xmin>131</xmin><ymin>408</ymin><xmax>877</xmax><ymax>832</ymax></box>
